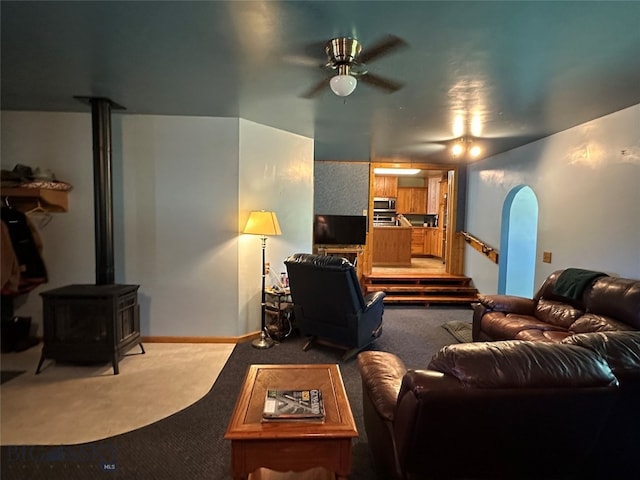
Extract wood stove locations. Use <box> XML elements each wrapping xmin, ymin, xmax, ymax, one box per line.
<box><xmin>36</xmin><ymin>284</ymin><xmax>143</xmax><ymax>375</ymax></box>
<box><xmin>36</xmin><ymin>96</ymin><xmax>144</xmax><ymax>375</ymax></box>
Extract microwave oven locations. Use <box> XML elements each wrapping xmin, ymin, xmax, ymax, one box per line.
<box><xmin>373</xmin><ymin>197</ymin><xmax>397</xmax><ymax>212</ymax></box>
<box><xmin>373</xmin><ymin>213</ymin><xmax>397</xmax><ymax>226</ymax></box>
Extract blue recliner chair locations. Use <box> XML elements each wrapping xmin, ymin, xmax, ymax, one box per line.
<box><xmin>284</xmin><ymin>253</ymin><xmax>385</xmax><ymax>360</ymax></box>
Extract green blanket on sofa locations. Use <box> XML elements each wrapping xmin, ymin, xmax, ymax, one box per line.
<box><xmin>553</xmin><ymin>268</ymin><xmax>607</xmax><ymax>300</ymax></box>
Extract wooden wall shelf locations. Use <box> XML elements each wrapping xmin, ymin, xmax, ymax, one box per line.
<box><xmin>1</xmin><ymin>187</ymin><xmax>69</xmax><ymax>212</ymax></box>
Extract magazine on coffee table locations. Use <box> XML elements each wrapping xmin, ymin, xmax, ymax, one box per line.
<box><xmin>262</xmin><ymin>388</ymin><xmax>325</xmax><ymax>421</ymax></box>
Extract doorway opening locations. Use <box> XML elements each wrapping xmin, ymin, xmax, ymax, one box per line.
<box><xmin>368</xmin><ymin>162</ymin><xmax>458</xmax><ymax>275</ymax></box>
<box><xmin>498</xmin><ymin>185</ymin><xmax>538</xmax><ymax>296</ymax></box>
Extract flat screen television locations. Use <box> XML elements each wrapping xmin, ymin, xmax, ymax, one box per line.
<box><xmin>313</xmin><ymin>214</ymin><xmax>367</xmax><ymax>245</ymax></box>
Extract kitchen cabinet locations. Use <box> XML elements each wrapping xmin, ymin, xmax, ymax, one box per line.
<box><xmin>427</xmin><ymin>177</ymin><xmax>440</xmax><ymax>215</ymax></box>
<box><xmin>397</xmin><ymin>187</ymin><xmax>427</xmax><ymax>214</ymax></box>
<box><xmin>373</xmin><ymin>176</ymin><xmax>398</xmax><ymax>198</ymax></box>
<box><xmin>411</xmin><ymin>228</ymin><xmax>426</xmax><ymax>255</ymax></box>
<box><xmin>397</xmin><ymin>188</ymin><xmax>412</xmax><ymax>213</ymax></box>
<box><xmin>372</xmin><ymin>226</ymin><xmax>412</xmax><ymax>266</ymax></box>
<box><xmin>411</xmin><ymin>227</ymin><xmax>443</xmax><ymax>257</ymax></box>
<box><xmin>425</xmin><ymin>228</ymin><xmax>443</xmax><ymax>257</ymax></box>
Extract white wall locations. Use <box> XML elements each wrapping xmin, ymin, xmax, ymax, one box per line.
<box><xmin>1</xmin><ymin>112</ymin><xmax>95</xmax><ymax>324</ymax></box>
<box><xmin>119</xmin><ymin>115</ymin><xmax>242</xmax><ymax>336</ymax></box>
<box><xmin>237</xmin><ymin>119</ymin><xmax>314</xmax><ymax>335</ymax></box>
<box><xmin>465</xmin><ymin>104</ymin><xmax>640</xmax><ymax>294</ymax></box>
<box><xmin>1</xmin><ymin>111</ymin><xmax>313</xmax><ymax>338</ymax></box>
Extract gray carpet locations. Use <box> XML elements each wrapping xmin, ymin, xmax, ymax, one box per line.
<box><xmin>0</xmin><ymin>305</ymin><xmax>473</xmax><ymax>480</ymax></box>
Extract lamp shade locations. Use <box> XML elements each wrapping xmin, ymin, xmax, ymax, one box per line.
<box><xmin>243</xmin><ymin>210</ymin><xmax>282</xmax><ymax>236</ymax></box>
<box><xmin>330</xmin><ymin>74</ymin><xmax>357</xmax><ymax>97</ymax></box>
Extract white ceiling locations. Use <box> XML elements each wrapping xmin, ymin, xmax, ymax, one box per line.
<box><xmin>2</xmin><ymin>1</ymin><xmax>640</xmax><ymax>163</ymax></box>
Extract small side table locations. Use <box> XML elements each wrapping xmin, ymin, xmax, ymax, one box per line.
<box><xmin>264</xmin><ymin>288</ymin><xmax>295</xmax><ymax>341</ymax></box>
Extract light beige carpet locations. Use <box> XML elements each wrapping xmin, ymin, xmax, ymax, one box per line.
<box><xmin>0</xmin><ymin>342</ymin><xmax>234</xmax><ymax>446</ymax></box>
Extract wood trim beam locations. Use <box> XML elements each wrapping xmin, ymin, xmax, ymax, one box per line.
<box><xmin>142</xmin><ymin>332</ymin><xmax>261</xmax><ymax>344</ymax></box>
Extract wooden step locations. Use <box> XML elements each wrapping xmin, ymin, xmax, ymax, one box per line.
<box><xmin>368</xmin><ymin>284</ymin><xmax>478</xmax><ymax>294</ymax></box>
<box><xmin>383</xmin><ymin>294</ymin><xmax>478</xmax><ymax>305</ymax></box>
<box><xmin>366</xmin><ymin>277</ymin><xmax>472</xmax><ymax>286</ymax></box>
<box><xmin>366</xmin><ymin>273</ymin><xmax>469</xmax><ymax>281</ymax></box>
<box><xmin>363</xmin><ymin>273</ymin><xmax>478</xmax><ymax>306</ymax></box>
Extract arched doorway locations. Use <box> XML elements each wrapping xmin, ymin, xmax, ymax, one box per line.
<box><xmin>498</xmin><ymin>185</ymin><xmax>538</xmax><ymax>296</ymax></box>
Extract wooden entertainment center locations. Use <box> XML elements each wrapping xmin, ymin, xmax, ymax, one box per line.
<box><xmin>315</xmin><ymin>245</ymin><xmax>364</xmax><ymax>279</ymax></box>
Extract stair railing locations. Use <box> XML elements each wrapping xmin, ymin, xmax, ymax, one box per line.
<box><xmin>459</xmin><ymin>232</ymin><xmax>499</xmax><ymax>264</ymax></box>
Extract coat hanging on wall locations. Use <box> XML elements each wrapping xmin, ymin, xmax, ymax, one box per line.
<box><xmin>1</xmin><ymin>206</ymin><xmax>48</xmax><ymax>296</ymax></box>
<box><xmin>1</xmin><ymin>204</ymin><xmax>48</xmax><ymax>352</ymax></box>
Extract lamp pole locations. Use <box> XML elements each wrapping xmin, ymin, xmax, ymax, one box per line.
<box><xmin>253</xmin><ymin>235</ymin><xmax>274</xmax><ymax>349</ymax></box>
<box><xmin>243</xmin><ymin>210</ymin><xmax>281</xmax><ymax>349</ymax></box>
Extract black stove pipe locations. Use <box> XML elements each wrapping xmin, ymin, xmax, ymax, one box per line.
<box><xmin>91</xmin><ymin>98</ymin><xmax>114</xmax><ymax>285</ymax></box>
<box><xmin>75</xmin><ymin>96</ymin><xmax>125</xmax><ymax>285</ymax></box>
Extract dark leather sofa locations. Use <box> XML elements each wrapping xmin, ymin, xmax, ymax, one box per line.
<box><xmin>358</xmin><ymin>331</ymin><xmax>640</xmax><ymax>479</ymax></box>
<box><xmin>472</xmin><ymin>268</ymin><xmax>640</xmax><ymax>343</ymax></box>
<box><xmin>562</xmin><ymin>331</ymin><xmax>640</xmax><ymax>478</ymax></box>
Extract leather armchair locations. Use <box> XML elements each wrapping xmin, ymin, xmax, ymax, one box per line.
<box><xmin>284</xmin><ymin>253</ymin><xmax>385</xmax><ymax>360</ymax></box>
<box><xmin>358</xmin><ymin>340</ymin><xmax>619</xmax><ymax>479</ymax></box>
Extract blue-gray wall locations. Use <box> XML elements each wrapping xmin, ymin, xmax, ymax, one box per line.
<box><xmin>313</xmin><ymin>161</ymin><xmax>369</xmax><ymax>215</ymax></box>
<box><xmin>465</xmin><ymin>104</ymin><xmax>640</xmax><ymax>294</ymax></box>
<box><xmin>1</xmin><ymin>111</ymin><xmax>314</xmax><ymax>338</ymax></box>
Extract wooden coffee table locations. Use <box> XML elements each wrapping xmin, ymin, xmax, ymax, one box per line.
<box><xmin>224</xmin><ymin>364</ymin><xmax>358</xmax><ymax>480</ymax></box>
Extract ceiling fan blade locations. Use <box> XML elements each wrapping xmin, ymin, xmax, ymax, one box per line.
<box><xmin>282</xmin><ymin>53</ymin><xmax>326</xmax><ymax>68</ymax></box>
<box><xmin>301</xmin><ymin>77</ymin><xmax>331</xmax><ymax>98</ymax></box>
<box><xmin>303</xmin><ymin>40</ymin><xmax>330</xmax><ymax>59</ymax></box>
<box><xmin>359</xmin><ymin>72</ymin><xmax>403</xmax><ymax>93</ymax></box>
<box><xmin>401</xmin><ymin>142</ymin><xmax>448</xmax><ymax>154</ymax></box>
<box><xmin>286</xmin><ymin>39</ymin><xmax>333</xmax><ymax>67</ymax></box>
<box><xmin>358</xmin><ymin>34</ymin><xmax>407</xmax><ymax>64</ymax></box>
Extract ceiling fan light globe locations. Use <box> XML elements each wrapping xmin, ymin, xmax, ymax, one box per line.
<box><xmin>330</xmin><ymin>74</ymin><xmax>357</xmax><ymax>97</ymax></box>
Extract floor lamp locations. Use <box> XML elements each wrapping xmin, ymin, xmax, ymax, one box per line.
<box><xmin>243</xmin><ymin>210</ymin><xmax>282</xmax><ymax>349</ymax></box>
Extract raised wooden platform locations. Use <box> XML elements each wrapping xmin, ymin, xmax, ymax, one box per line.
<box><xmin>364</xmin><ymin>272</ymin><xmax>478</xmax><ymax>306</ymax></box>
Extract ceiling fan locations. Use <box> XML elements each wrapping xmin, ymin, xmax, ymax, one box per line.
<box><xmin>299</xmin><ymin>35</ymin><xmax>407</xmax><ymax>98</ymax></box>
<box><xmin>401</xmin><ymin>115</ymin><xmax>491</xmax><ymax>160</ymax></box>
<box><xmin>400</xmin><ymin>135</ymin><xmax>486</xmax><ymax>161</ymax></box>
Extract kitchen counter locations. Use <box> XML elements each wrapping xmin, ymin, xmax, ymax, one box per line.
<box><xmin>372</xmin><ymin>226</ymin><xmax>412</xmax><ymax>267</ymax></box>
